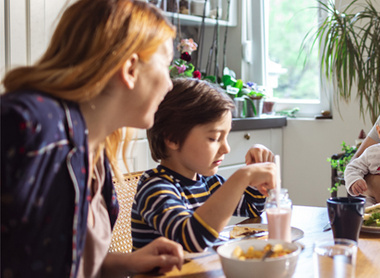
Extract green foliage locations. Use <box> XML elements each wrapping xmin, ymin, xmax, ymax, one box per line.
<box><xmin>169</xmin><ymin>59</ymin><xmax>195</xmax><ymax>78</ymax></box>
<box><xmin>363</xmin><ymin>212</ymin><xmax>380</xmax><ymax>226</ymax></box>
<box><xmin>269</xmin><ymin>0</ymin><xmax>319</xmax><ymax>100</ymax></box>
<box><xmin>221</xmin><ymin>69</ymin><xmax>268</xmax><ymax>117</ymax></box>
<box><xmin>327</xmin><ymin>141</ymin><xmax>357</xmax><ymax>193</ymax></box>
<box><xmin>302</xmin><ymin>0</ymin><xmax>380</xmax><ymax>125</ymax></box>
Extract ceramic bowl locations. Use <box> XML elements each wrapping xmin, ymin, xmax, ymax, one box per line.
<box><xmin>217</xmin><ymin>239</ymin><xmax>301</xmax><ymax>278</ymax></box>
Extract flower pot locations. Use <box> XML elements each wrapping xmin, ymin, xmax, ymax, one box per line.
<box><xmin>233</xmin><ymin>97</ymin><xmax>247</xmax><ymax>118</ymax></box>
<box><xmin>263</xmin><ymin>100</ymin><xmax>276</xmax><ymax>115</ymax></box>
<box><xmin>246</xmin><ymin>97</ymin><xmax>263</xmax><ymax>117</ymax></box>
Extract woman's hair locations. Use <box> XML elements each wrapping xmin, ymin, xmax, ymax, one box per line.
<box><xmin>148</xmin><ymin>78</ymin><xmax>235</xmax><ymax>162</ymax></box>
<box><xmin>1</xmin><ymin>0</ymin><xmax>176</xmax><ymax>178</ymax></box>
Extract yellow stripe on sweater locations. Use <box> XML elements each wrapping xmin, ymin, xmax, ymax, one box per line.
<box><xmin>193</xmin><ymin>212</ymin><xmax>219</xmax><ymax>238</ymax></box>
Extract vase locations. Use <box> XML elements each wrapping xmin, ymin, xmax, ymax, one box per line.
<box><xmin>179</xmin><ymin>0</ymin><xmax>190</xmax><ymax>14</ymax></box>
<box><xmin>263</xmin><ymin>100</ymin><xmax>276</xmax><ymax>115</ymax></box>
<box><xmin>209</xmin><ymin>0</ymin><xmax>222</xmax><ymax>19</ymax></box>
<box><xmin>191</xmin><ymin>0</ymin><xmax>210</xmax><ymax>17</ymax></box>
<box><xmin>233</xmin><ymin>97</ymin><xmax>246</xmax><ymax>118</ymax></box>
<box><xmin>246</xmin><ymin>97</ymin><xmax>263</xmax><ymax>117</ymax></box>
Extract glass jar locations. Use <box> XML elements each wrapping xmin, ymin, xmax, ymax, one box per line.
<box><xmin>265</xmin><ymin>188</ymin><xmax>292</xmax><ymax>242</ymax></box>
<box><xmin>179</xmin><ymin>0</ymin><xmax>190</xmax><ymax>14</ymax></box>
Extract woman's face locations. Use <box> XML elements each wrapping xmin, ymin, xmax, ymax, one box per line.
<box><xmin>132</xmin><ymin>38</ymin><xmax>174</xmax><ymax>129</ymax></box>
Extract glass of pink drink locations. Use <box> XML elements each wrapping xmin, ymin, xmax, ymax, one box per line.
<box><xmin>265</xmin><ymin>188</ymin><xmax>292</xmax><ymax>242</ymax></box>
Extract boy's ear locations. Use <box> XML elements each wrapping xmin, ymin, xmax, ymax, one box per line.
<box><xmin>164</xmin><ymin>138</ymin><xmax>180</xmax><ymax>151</ymax></box>
<box><xmin>376</xmin><ymin>124</ymin><xmax>380</xmax><ymax>137</ymax></box>
<box><xmin>120</xmin><ymin>53</ymin><xmax>139</xmax><ymax>89</ymax></box>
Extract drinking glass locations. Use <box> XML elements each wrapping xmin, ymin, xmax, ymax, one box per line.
<box><xmin>327</xmin><ymin>197</ymin><xmax>365</xmax><ymax>242</ymax></box>
<box><xmin>313</xmin><ymin>238</ymin><xmax>357</xmax><ymax>278</ymax></box>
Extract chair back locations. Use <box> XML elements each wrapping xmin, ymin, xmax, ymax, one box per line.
<box><xmin>109</xmin><ymin>171</ymin><xmax>143</xmax><ymax>253</ymax></box>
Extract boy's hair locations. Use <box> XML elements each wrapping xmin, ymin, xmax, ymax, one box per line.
<box><xmin>148</xmin><ymin>78</ymin><xmax>235</xmax><ymax>162</ymax></box>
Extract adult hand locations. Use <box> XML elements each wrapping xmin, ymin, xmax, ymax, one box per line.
<box><xmin>102</xmin><ymin>237</ymin><xmax>183</xmax><ymax>277</ymax></box>
<box><xmin>245</xmin><ymin>144</ymin><xmax>274</xmax><ymax>165</ymax></box>
<box><xmin>132</xmin><ymin>237</ymin><xmax>184</xmax><ymax>274</ymax></box>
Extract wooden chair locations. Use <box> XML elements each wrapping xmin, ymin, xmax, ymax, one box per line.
<box><xmin>109</xmin><ymin>171</ymin><xmax>143</xmax><ymax>253</ymax></box>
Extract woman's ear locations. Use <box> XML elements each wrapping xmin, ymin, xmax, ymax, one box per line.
<box><xmin>164</xmin><ymin>138</ymin><xmax>180</xmax><ymax>151</ymax></box>
<box><xmin>120</xmin><ymin>53</ymin><xmax>139</xmax><ymax>89</ymax></box>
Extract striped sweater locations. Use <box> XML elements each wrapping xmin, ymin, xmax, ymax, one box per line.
<box><xmin>131</xmin><ymin>165</ymin><xmax>266</xmax><ymax>252</ymax></box>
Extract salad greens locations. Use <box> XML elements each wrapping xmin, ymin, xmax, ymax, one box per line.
<box><xmin>363</xmin><ymin>212</ymin><xmax>380</xmax><ymax>227</ymax></box>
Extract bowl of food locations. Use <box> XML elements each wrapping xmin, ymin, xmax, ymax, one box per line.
<box><xmin>217</xmin><ymin>239</ymin><xmax>301</xmax><ymax>278</ymax></box>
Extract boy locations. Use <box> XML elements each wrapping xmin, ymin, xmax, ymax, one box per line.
<box><xmin>132</xmin><ymin>78</ymin><xmax>276</xmax><ymax>252</ymax></box>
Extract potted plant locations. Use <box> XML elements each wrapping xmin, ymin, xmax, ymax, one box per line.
<box><xmin>170</xmin><ymin>38</ymin><xmax>202</xmax><ymax>79</ymax></box>
<box><xmin>243</xmin><ymin>84</ymin><xmax>266</xmax><ymax>118</ymax></box>
<box><xmin>328</xmin><ymin>141</ymin><xmax>357</xmax><ymax>194</ymax></box>
<box><xmin>221</xmin><ymin>69</ymin><xmax>267</xmax><ymax>118</ymax></box>
<box><xmin>302</xmin><ymin>0</ymin><xmax>380</xmax><ymax>125</ymax></box>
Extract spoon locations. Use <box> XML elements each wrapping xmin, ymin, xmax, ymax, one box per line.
<box><xmin>261</xmin><ymin>245</ymin><xmax>274</xmax><ymax>261</ymax></box>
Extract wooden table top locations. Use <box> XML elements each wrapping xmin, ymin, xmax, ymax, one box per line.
<box><xmin>135</xmin><ymin>205</ymin><xmax>380</xmax><ymax>278</ymax></box>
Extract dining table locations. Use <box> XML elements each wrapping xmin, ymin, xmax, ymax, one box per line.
<box><xmin>135</xmin><ymin>205</ymin><xmax>380</xmax><ymax>278</ymax></box>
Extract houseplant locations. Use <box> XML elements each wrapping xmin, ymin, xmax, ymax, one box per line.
<box><xmin>302</xmin><ymin>0</ymin><xmax>380</xmax><ymax>125</ymax></box>
<box><xmin>328</xmin><ymin>141</ymin><xmax>357</xmax><ymax>193</ymax></box>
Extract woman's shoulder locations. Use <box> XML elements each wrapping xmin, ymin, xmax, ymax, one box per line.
<box><xmin>1</xmin><ymin>90</ymin><xmax>85</xmax><ymax>146</ymax></box>
<box><xmin>2</xmin><ymin>90</ymin><xmax>79</xmax><ymax>111</ymax></box>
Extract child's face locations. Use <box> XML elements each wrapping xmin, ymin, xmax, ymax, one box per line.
<box><xmin>168</xmin><ymin>111</ymin><xmax>232</xmax><ymax>180</ymax></box>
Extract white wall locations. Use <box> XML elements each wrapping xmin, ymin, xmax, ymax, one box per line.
<box><xmin>283</xmin><ymin>103</ymin><xmax>373</xmax><ymax>207</ymax></box>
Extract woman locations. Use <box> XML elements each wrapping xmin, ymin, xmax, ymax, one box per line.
<box><xmin>1</xmin><ymin>0</ymin><xmax>183</xmax><ymax>277</ymax></box>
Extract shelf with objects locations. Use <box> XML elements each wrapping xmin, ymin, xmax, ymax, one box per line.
<box><xmin>164</xmin><ymin>11</ymin><xmax>236</xmax><ymax>27</ymax></box>
<box><xmin>150</xmin><ymin>0</ymin><xmax>237</xmax><ymax>27</ymax></box>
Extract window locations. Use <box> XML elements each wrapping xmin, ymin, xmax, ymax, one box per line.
<box><xmin>243</xmin><ymin>0</ymin><xmax>331</xmax><ymax>117</ymax></box>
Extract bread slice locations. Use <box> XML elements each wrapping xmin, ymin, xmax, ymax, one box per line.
<box><xmin>229</xmin><ymin>226</ymin><xmax>267</xmax><ymax>239</ymax></box>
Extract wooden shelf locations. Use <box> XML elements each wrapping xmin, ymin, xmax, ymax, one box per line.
<box><xmin>164</xmin><ymin>11</ymin><xmax>236</xmax><ymax>27</ymax></box>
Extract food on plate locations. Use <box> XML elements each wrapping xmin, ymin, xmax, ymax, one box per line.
<box><xmin>232</xmin><ymin>243</ymin><xmax>292</xmax><ymax>260</ymax></box>
<box><xmin>363</xmin><ymin>203</ymin><xmax>380</xmax><ymax>227</ymax></box>
<box><xmin>229</xmin><ymin>226</ymin><xmax>267</xmax><ymax>239</ymax></box>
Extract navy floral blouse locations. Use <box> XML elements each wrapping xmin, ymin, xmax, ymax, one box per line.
<box><xmin>1</xmin><ymin>91</ymin><xmax>119</xmax><ymax>277</ymax></box>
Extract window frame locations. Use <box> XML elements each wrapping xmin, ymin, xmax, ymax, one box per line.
<box><xmin>242</xmin><ymin>0</ymin><xmax>332</xmax><ymax>118</ymax></box>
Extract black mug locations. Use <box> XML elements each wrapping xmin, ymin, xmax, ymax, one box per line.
<box><xmin>327</xmin><ymin>197</ymin><xmax>365</xmax><ymax>242</ymax></box>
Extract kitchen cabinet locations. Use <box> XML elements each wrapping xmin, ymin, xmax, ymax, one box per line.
<box><xmin>217</xmin><ymin>128</ymin><xmax>283</xmax><ymax>179</ymax></box>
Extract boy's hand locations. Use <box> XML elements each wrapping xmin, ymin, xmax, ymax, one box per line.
<box><xmin>351</xmin><ymin>179</ymin><xmax>368</xmax><ymax>196</ymax></box>
<box><xmin>243</xmin><ymin>162</ymin><xmax>276</xmax><ymax>196</ymax></box>
<box><xmin>245</xmin><ymin>144</ymin><xmax>274</xmax><ymax>164</ymax></box>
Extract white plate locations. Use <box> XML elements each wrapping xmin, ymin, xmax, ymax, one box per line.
<box><xmin>361</xmin><ymin>225</ymin><xmax>380</xmax><ymax>234</ymax></box>
<box><xmin>218</xmin><ymin>223</ymin><xmax>304</xmax><ymax>242</ymax></box>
